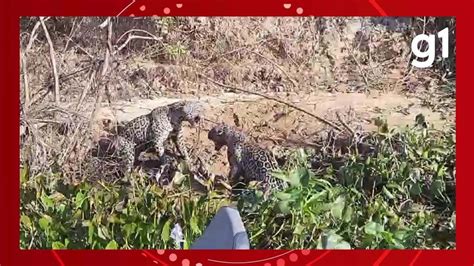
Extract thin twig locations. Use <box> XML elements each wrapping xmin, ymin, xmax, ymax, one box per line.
<box><xmin>251</xmin><ymin>51</ymin><xmax>298</xmax><ymax>88</ymax></box>
<box><xmin>336</xmin><ymin>111</ymin><xmax>355</xmax><ymax>136</ymax></box>
<box><xmin>76</xmin><ymin>68</ymin><xmax>97</xmax><ymax>110</ymax></box>
<box><xmin>60</xmin><ymin>33</ymin><xmax>94</xmax><ymax>59</ymax></box>
<box><xmin>203</xmin><ymin>37</ymin><xmax>276</xmax><ymax>62</ymax></box>
<box><xmin>62</xmin><ymin>18</ymin><xmax>77</xmax><ymax>54</ymax></box>
<box><xmin>342</xmin><ymin>38</ymin><xmax>370</xmax><ymax>88</ymax></box>
<box><xmin>21</xmin><ymin>52</ymin><xmax>30</xmax><ymax>110</ymax></box>
<box><xmin>113</xmin><ymin>29</ymin><xmax>163</xmax><ymax>56</ymax></box>
<box><xmin>115</xmin><ymin>35</ymin><xmax>162</xmax><ymax>54</ymax></box>
<box><xmin>29</xmin><ymin>62</ymin><xmax>96</xmax><ymax>107</ymax></box>
<box><xmin>58</xmin><ymin>120</ymin><xmax>84</xmax><ymax>166</ymax></box>
<box><xmin>39</xmin><ymin>17</ymin><xmax>60</xmax><ymax>105</ymax></box>
<box><xmin>91</xmin><ymin>18</ymin><xmax>113</xmax><ymax>127</ymax></box>
<box><xmin>116</xmin><ymin>29</ymin><xmax>162</xmax><ymax>44</ymax></box>
<box><xmin>25</xmin><ymin>17</ymin><xmax>50</xmax><ymax>52</ymax></box>
<box><xmin>332</xmin><ymin>21</ymin><xmax>371</xmax><ymax>90</ymax></box>
<box><xmin>199</xmin><ymin>74</ymin><xmax>342</xmax><ymax>132</ymax></box>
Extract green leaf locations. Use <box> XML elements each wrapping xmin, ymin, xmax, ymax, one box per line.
<box><xmin>364</xmin><ymin>221</ymin><xmax>384</xmax><ymax>235</ymax></box>
<box><xmin>97</xmin><ymin>225</ymin><xmax>110</xmax><ymax>240</ymax></box>
<box><xmin>105</xmin><ymin>240</ymin><xmax>119</xmax><ymax>250</ymax></box>
<box><xmin>436</xmin><ymin>165</ymin><xmax>447</xmax><ymax>178</ymax></box>
<box><xmin>38</xmin><ymin>215</ymin><xmax>51</xmax><ymax>231</ymax></box>
<box><xmin>20</xmin><ymin>167</ymin><xmax>29</xmax><ymax>184</ymax></box>
<box><xmin>20</xmin><ymin>215</ymin><xmax>32</xmax><ymax>229</ymax></box>
<box><xmin>107</xmin><ymin>214</ymin><xmax>123</xmax><ymax>224</ymax></box>
<box><xmin>57</xmin><ymin>204</ymin><xmax>66</xmax><ymax>214</ymax></box>
<box><xmin>287</xmin><ymin>167</ymin><xmax>304</xmax><ymax>187</ymax></box>
<box><xmin>382</xmin><ymin>186</ymin><xmax>395</xmax><ymax>200</ymax></box>
<box><xmin>52</xmin><ymin>241</ymin><xmax>66</xmax><ymax>249</ymax></box>
<box><xmin>343</xmin><ymin>206</ymin><xmax>353</xmax><ymax>223</ymax></box>
<box><xmin>277</xmin><ymin>200</ymin><xmax>291</xmax><ymax>214</ymax></box>
<box><xmin>330</xmin><ymin>196</ymin><xmax>345</xmax><ymax>220</ymax></box>
<box><xmin>40</xmin><ymin>195</ymin><xmax>54</xmax><ymax>210</ymax></box>
<box><xmin>276</xmin><ymin>192</ymin><xmax>292</xmax><ymax>201</ymax></box>
<box><xmin>394</xmin><ymin>230</ymin><xmax>407</xmax><ymax>240</ymax></box>
<box><xmin>409</xmin><ymin>183</ymin><xmax>422</xmax><ymax>196</ymax></box>
<box><xmin>298</xmin><ymin>167</ymin><xmax>310</xmax><ymax>187</ymax></box>
<box><xmin>87</xmin><ymin>223</ymin><xmax>94</xmax><ymax>244</ymax></box>
<box><xmin>124</xmin><ymin>223</ymin><xmax>137</xmax><ymax>238</ymax></box>
<box><xmin>334</xmin><ymin>241</ymin><xmax>351</xmax><ymax>249</ymax></box>
<box><xmin>74</xmin><ymin>191</ymin><xmax>87</xmax><ymax>209</ymax></box>
<box><xmin>386</xmin><ymin>183</ymin><xmax>405</xmax><ymax>194</ymax></box>
<box><xmin>317</xmin><ymin>231</ymin><xmax>351</xmax><ymax>249</ymax></box>
<box><xmin>293</xmin><ymin>223</ymin><xmax>305</xmax><ymax>235</ymax></box>
<box><xmin>430</xmin><ymin>179</ymin><xmax>446</xmax><ymax>196</ymax></box>
<box><xmin>161</xmin><ymin>220</ymin><xmax>171</xmax><ymax>243</ymax></box>
<box><xmin>190</xmin><ymin>216</ymin><xmax>201</xmax><ymax>235</ymax></box>
<box><xmin>313</xmin><ymin>178</ymin><xmax>332</xmax><ymax>189</ymax></box>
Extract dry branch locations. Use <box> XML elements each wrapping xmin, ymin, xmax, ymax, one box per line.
<box><xmin>91</xmin><ymin>18</ymin><xmax>114</xmax><ymax>127</ymax></box>
<box><xmin>61</xmin><ymin>33</ymin><xmax>94</xmax><ymax>59</ymax></box>
<box><xmin>76</xmin><ymin>68</ymin><xmax>98</xmax><ymax>110</ymax></box>
<box><xmin>39</xmin><ymin>17</ymin><xmax>60</xmax><ymax>105</ymax></box>
<box><xmin>115</xmin><ymin>35</ymin><xmax>161</xmax><ymax>54</ymax></box>
<box><xmin>62</xmin><ymin>18</ymin><xmax>77</xmax><ymax>54</ymax></box>
<box><xmin>199</xmin><ymin>74</ymin><xmax>343</xmax><ymax>132</ymax></box>
<box><xmin>252</xmin><ymin>51</ymin><xmax>298</xmax><ymax>88</ymax></box>
<box><xmin>201</xmin><ymin>37</ymin><xmax>276</xmax><ymax>62</ymax></box>
<box><xmin>336</xmin><ymin>111</ymin><xmax>355</xmax><ymax>136</ymax></box>
<box><xmin>25</xmin><ymin>17</ymin><xmax>50</xmax><ymax>52</ymax></box>
<box><xmin>21</xmin><ymin>53</ymin><xmax>30</xmax><ymax>110</ymax></box>
<box><xmin>113</xmin><ymin>29</ymin><xmax>162</xmax><ymax>55</ymax></box>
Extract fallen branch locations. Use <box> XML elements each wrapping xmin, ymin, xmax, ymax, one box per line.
<box><xmin>39</xmin><ymin>17</ymin><xmax>60</xmax><ymax>105</ymax></box>
<box><xmin>199</xmin><ymin>74</ymin><xmax>343</xmax><ymax>132</ymax></box>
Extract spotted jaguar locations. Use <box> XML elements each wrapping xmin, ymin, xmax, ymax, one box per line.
<box><xmin>208</xmin><ymin>123</ymin><xmax>288</xmax><ymax>195</ymax></box>
<box><xmin>115</xmin><ymin>100</ymin><xmax>203</xmax><ymax>174</ymax></box>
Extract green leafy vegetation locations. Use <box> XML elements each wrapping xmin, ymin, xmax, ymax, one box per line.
<box><xmin>20</xmin><ymin>119</ymin><xmax>455</xmax><ymax>249</ymax></box>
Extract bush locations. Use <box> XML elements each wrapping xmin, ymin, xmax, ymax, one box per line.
<box><xmin>20</xmin><ymin>121</ymin><xmax>455</xmax><ymax>249</ymax></box>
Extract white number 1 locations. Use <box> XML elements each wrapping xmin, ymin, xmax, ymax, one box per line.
<box><xmin>438</xmin><ymin>27</ymin><xmax>449</xmax><ymax>58</ymax></box>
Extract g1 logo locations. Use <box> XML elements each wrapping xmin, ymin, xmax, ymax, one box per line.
<box><xmin>411</xmin><ymin>27</ymin><xmax>450</xmax><ymax>68</ymax></box>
